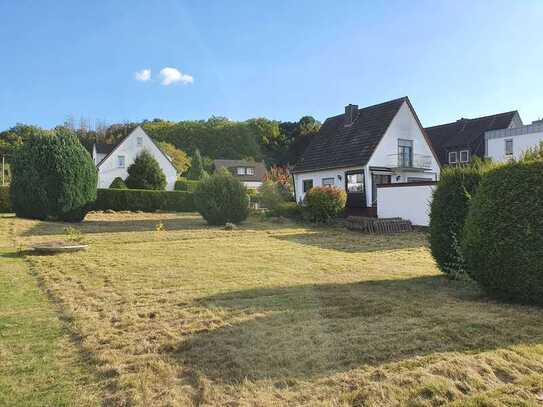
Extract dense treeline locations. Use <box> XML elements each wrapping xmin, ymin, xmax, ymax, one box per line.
<box><xmin>0</xmin><ymin>115</ymin><xmax>320</xmax><ymax>168</ymax></box>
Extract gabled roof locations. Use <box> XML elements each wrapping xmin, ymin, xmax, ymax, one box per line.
<box><xmin>94</xmin><ymin>126</ymin><xmax>177</xmax><ymax>172</ymax></box>
<box><xmin>293</xmin><ymin>97</ymin><xmax>407</xmax><ymax>173</ymax></box>
<box><xmin>95</xmin><ymin>143</ymin><xmax>116</xmax><ymax>155</ymax></box>
<box><xmin>425</xmin><ymin>111</ymin><xmax>518</xmax><ymax>165</ymax></box>
<box><xmin>213</xmin><ymin>159</ymin><xmax>267</xmax><ymax>182</ymax></box>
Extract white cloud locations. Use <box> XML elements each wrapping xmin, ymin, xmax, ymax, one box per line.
<box><xmin>134</xmin><ymin>69</ymin><xmax>151</xmax><ymax>81</ymax></box>
<box><xmin>159</xmin><ymin>67</ymin><xmax>193</xmax><ymax>85</ymax></box>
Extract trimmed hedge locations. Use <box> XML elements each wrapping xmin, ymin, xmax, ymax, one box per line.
<box><xmin>304</xmin><ymin>186</ymin><xmax>346</xmax><ymax>222</ymax></box>
<box><xmin>429</xmin><ymin>162</ymin><xmax>490</xmax><ymax>276</ymax></box>
<box><xmin>174</xmin><ymin>178</ymin><xmax>199</xmax><ymax>192</ymax></box>
<box><xmin>0</xmin><ymin>186</ymin><xmax>11</xmax><ymax>213</ymax></box>
<box><xmin>94</xmin><ymin>189</ymin><xmax>194</xmax><ymax>212</ymax></box>
<box><xmin>463</xmin><ymin>160</ymin><xmax>543</xmax><ymax>304</ymax></box>
<box><xmin>193</xmin><ymin>170</ymin><xmax>249</xmax><ymax>225</ymax></box>
<box><xmin>10</xmin><ymin>130</ymin><xmax>97</xmax><ymax>222</ymax></box>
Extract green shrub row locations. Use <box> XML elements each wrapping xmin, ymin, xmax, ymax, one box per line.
<box><xmin>463</xmin><ymin>160</ymin><xmax>543</xmax><ymax>305</ymax></box>
<box><xmin>174</xmin><ymin>178</ymin><xmax>200</xmax><ymax>192</ymax></box>
<box><xmin>0</xmin><ymin>186</ymin><xmax>11</xmax><ymax>213</ymax></box>
<box><xmin>94</xmin><ymin>189</ymin><xmax>194</xmax><ymax>212</ymax></box>
<box><xmin>270</xmin><ymin>202</ymin><xmax>303</xmax><ymax>219</ymax></box>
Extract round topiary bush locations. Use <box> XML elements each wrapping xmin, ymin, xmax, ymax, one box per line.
<box><xmin>125</xmin><ymin>150</ymin><xmax>166</xmax><ymax>190</ymax></box>
<box><xmin>109</xmin><ymin>177</ymin><xmax>127</xmax><ymax>189</ymax></box>
<box><xmin>429</xmin><ymin>161</ymin><xmax>490</xmax><ymax>276</ymax></box>
<box><xmin>304</xmin><ymin>186</ymin><xmax>346</xmax><ymax>222</ymax></box>
<box><xmin>10</xmin><ymin>129</ymin><xmax>97</xmax><ymax>222</ymax></box>
<box><xmin>193</xmin><ymin>169</ymin><xmax>249</xmax><ymax>225</ymax></box>
<box><xmin>463</xmin><ymin>160</ymin><xmax>543</xmax><ymax>304</ymax></box>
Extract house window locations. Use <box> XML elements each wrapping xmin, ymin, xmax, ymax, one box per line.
<box><xmin>346</xmin><ymin>173</ymin><xmax>364</xmax><ymax>193</ymax></box>
<box><xmin>459</xmin><ymin>150</ymin><xmax>470</xmax><ymax>163</ymax></box>
<box><xmin>505</xmin><ymin>139</ymin><xmax>513</xmax><ymax>156</ymax></box>
<box><xmin>117</xmin><ymin>155</ymin><xmax>125</xmax><ymax>168</ymax></box>
<box><xmin>449</xmin><ymin>151</ymin><xmax>457</xmax><ymax>164</ymax></box>
<box><xmin>303</xmin><ymin>179</ymin><xmax>313</xmax><ymax>193</ymax></box>
<box><xmin>398</xmin><ymin>139</ymin><xmax>413</xmax><ymax>167</ymax></box>
<box><xmin>322</xmin><ymin>177</ymin><xmax>334</xmax><ymax>187</ymax></box>
<box><xmin>246</xmin><ymin>167</ymin><xmax>255</xmax><ymax>175</ymax></box>
<box><xmin>136</xmin><ymin>136</ymin><xmax>143</xmax><ymax>147</ymax></box>
<box><xmin>236</xmin><ymin>167</ymin><xmax>246</xmax><ymax>175</ymax></box>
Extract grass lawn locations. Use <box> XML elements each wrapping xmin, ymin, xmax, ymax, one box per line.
<box><xmin>3</xmin><ymin>211</ymin><xmax>543</xmax><ymax>406</ymax></box>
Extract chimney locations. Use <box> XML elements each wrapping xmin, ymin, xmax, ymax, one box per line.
<box><xmin>344</xmin><ymin>104</ymin><xmax>358</xmax><ymax>126</ymax></box>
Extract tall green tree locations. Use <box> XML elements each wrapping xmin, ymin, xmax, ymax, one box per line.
<box><xmin>125</xmin><ymin>151</ymin><xmax>167</xmax><ymax>190</ymax></box>
<box><xmin>186</xmin><ymin>149</ymin><xmax>208</xmax><ymax>180</ymax></box>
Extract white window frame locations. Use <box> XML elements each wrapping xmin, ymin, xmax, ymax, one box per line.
<box><xmin>246</xmin><ymin>167</ymin><xmax>255</xmax><ymax>175</ymax></box>
<box><xmin>322</xmin><ymin>177</ymin><xmax>334</xmax><ymax>187</ymax></box>
<box><xmin>448</xmin><ymin>151</ymin><xmax>457</xmax><ymax>164</ymax></box>
<box><xmin>236</xmin><ymin>167</ymin><xmax>246</xmax><ymax>175</ymax></box>
<box><xmin>459</xmin><ymin>150</ymin><xmax>470</xmax><ymax>163</ymax></box>
<box><xmin>505</xmin><ymin>139</ymin><xmax>513</xmax><ymax>156</ymax></box>
<box><xmin>136</xmin><ymin>136</ymin><xmax>143</xmax><ymax>147</ymax></box>
<box><xmin>117</xmin><ymin>155</ymin><xmax>126</xmax><ymax>168</ymax></box>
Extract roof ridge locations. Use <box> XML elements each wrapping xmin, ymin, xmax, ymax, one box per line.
<box><xmin>324</xmin><ymin>97</ymin><xmax>407</xmax><ymax>121</ymax></box>
<box><xmin>425</xmin><ymin>110</ymin><xmax>518</xmax><ymax>129</ymax></box>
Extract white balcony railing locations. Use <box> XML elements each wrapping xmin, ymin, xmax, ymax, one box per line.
<box><xmin>387</xmin><ymin>154</ymin><xmax>432</xmax><ymax>170</ymax></box>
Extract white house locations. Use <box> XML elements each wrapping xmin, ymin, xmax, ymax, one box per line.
<box><xmin>485</xmin><ymin>120</ymin><xmax>543</xmax><ymax>162</ymax></box>
<box><xmin>92</xmin><ymin>126</ymin><xmax>178</xmax><ymax>190</ymax></box>
<box><xmin>292</xmin><ymin>97</ymin><xmax>440</xmax><ymax>215</ymax></box>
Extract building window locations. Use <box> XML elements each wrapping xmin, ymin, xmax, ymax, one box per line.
<box><xmin>236</xmin><ymin>167</ymin><xmax>246</xmax><ymax>175</ymax></box>
<box><xmin>303</xmin><ymin>179</ymin><xmax>313</xmax><ymax>193</ymax></box>
<box><xmin>117</xmin><ymin>155</ymin><xmax>125</xmax><ymax>168</ymax></box>
<box><xmin>505</xmin><ymin>139</ymin><xmax>513</xmax><ymax>156</ymax></box>
<box><xmin>246</xmin><ymin>167</ymin><xmax>255</xmax><ymax>175</ymax></box>
<box><xmin>322</xmin><ymin>177</ymin><xmax>334</xmax><ymax>187</ymax></box>
<box><xmin>398</xmin><ymin>139</ymin><xmax>413</xmax><ymax>167</ymax></box>
<box><xmin>346</xmin><ymin>172</ymin><xmax>364</xmax><ymax>193</ymax></box>
<box><xmin>459</xmin><ymin>150</ymin><xmax>470</xmax><ymax>163</ymax></box>
<box><xmin>449</xmin><ymin>151</ymin><xmax>457</xmax><ymax>164</ymax></box>
<box><xmin>136</xmin><ymin>136</ymin><xmax>143</xmax><ymax>147</ymax></box>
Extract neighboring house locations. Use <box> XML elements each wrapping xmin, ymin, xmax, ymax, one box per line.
<box><xmin>425</xmin><ymin>111</ymin><xmax>523</xmax><ymax>166</ymax></box>
<box><xmin>92</xmin><ymin>126</ymin><xmax>177</xmax><ymax>190</ymax></box>
<box><xmin>485</xmin><ymin>119</ymin><xmax>543</xmax><ymax>162</ymax></box>
<box><xmin>292</xmin><ymin>97</ymin><xmax>440</xmax><ymax>212</ymax></box>
<box><xmin>213</xmin><ymin>159</ymin><xmax>267</xmax><ymax>189</ymax></box>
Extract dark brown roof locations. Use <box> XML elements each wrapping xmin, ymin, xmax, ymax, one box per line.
<box><xmin>293</xmin><ymin>97</ymin><xmax>406</xmax><ymax>173</ymax></box>
<box><xmin>95</xmin><ymin>143</ymin><xmax>116</xmax><ymax>155</ymax></box>
<box><xmin>213</xmin><ymin>159</ymin><xmax>267</xmax><ymax>182</ymax></box>
<box><xmin>425</xmin><ymin>111</ymin><xmax>518</xmax><ymax>165</ymax></box>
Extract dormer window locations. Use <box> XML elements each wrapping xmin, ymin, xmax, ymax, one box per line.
<box><xmin>236</xmin><ymin>167</ymin><xmax>246</xmax><ymax>175</ymax></box>
<box><xmin>449</xmin><ymin>151</ymin><xmax>457</xmax><ymax>164</ymax></box>
<box><xmin>246</xmin><ymin>167</ymin><xmax>254</xmax><ymax>175</ymax></box>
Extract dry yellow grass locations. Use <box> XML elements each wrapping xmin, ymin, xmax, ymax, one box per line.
<box><xmin>5</xmin><ymin>211</ymin><xmax>543</xmax><ymax>406</ymax></box>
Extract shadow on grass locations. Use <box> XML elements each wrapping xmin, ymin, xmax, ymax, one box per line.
<box><xmin>173</xmin><ymin>276</ymin><xmax>543</xmax><ymax>383</ymax></box>
<box><xmin>22</xmin><ymin>213</ymin><xmax>208</xmax><ymax>236</ymax></box>
<box><xmin>272</xmin><ymin>229</ymin><xmax>427</xmax><ymax>253</ymax></box>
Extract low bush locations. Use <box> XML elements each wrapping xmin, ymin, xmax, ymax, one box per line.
<box><xmin>174</xmin><ymin>178</ymin><xmax>199</xmax><ymax>192</ymax></box>
<box><xmin>258</xmin><ymin>180</ymin><xmax>286</xmax><ymax>210</ymax></box>
<box><xmin>109</xmin><ymin>177</ymin><xmax>127</xmax><ymax>189</ymax></box>
<box><xmin>94</xmin><ymin>189</ymin><xmax>194</xmax><ymax>212</ymax></box>
<box><xmin>463</xmin><ymin>160</ymin><xmax>543</xmax><ymax>304</ymax></box>
<box><xmin>193</xmin><ymin>170</ymin><xmax>249</xmax><ymax>225</ymax></box>
<box><xmin>270</xmin><ymin>202</ymin><xmax>303</xmax><ymax>220</ymax></box>
<box><xmin>429</xmin><ymin>160</ymin><xmax>492</xmax><ymax>276</ymax></box>
<box><xmin>0</xmin><ymin>186</ymin><xmax>11</xmax><ymax>213</ymax></box>
<box><xmin>304</xmin><ymin>186</ymin><xmax>346</xmax><ymax>222</ymax></box>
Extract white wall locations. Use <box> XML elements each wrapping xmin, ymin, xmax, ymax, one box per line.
<box><xmin>377</xmin><ymin>183</ymin><xmax>436</xmax><ymax>226</ymax></box>
<box><xmin>97</xmin><ymin>127</ymin><xmax>177</xmax><ymax>190</ymax></box>
<box><xmin>486</xmin><ymin>130</ymin><xmax>543</xmax><ymax>162</ymax></box>
<box><xmin>293</xmin><ymin>166</ymin><xmax>362</xmax><ymax>203</ymax></box>
<box><xmin>366</xmin><ymin>101</ymin><xmax>440</xmax><ymax>206</ymax></box>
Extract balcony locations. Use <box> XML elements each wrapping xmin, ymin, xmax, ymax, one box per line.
<box><xmin>387</xmin><ymin>154</ymin><xmax>432</xmax><ymax>170</ymax></box>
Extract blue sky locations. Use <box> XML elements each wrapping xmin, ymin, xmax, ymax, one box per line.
<box><xmin>1</xmin><ymin>0</ymin><xmax>542</xmax><ymax>130</ymax></box>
